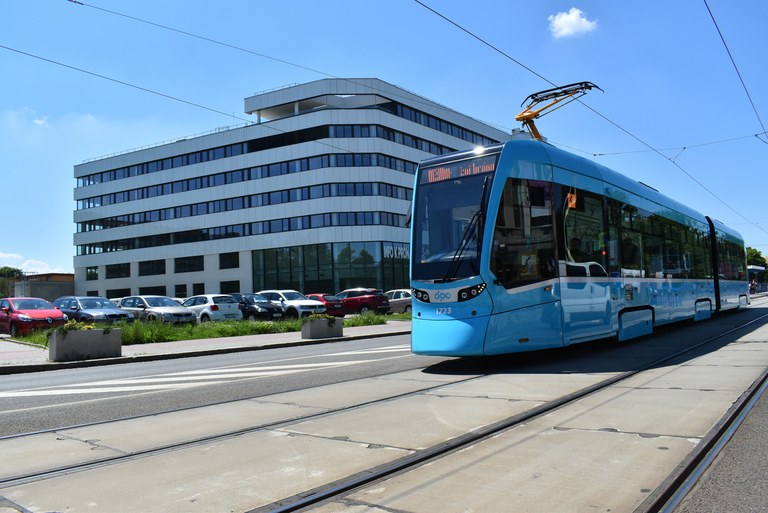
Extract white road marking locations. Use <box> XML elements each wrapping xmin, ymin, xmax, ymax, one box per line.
<box><xmin>0</xmin><ymin>348</ymin><xmax>413</xmax><ymax>398</ymax></box>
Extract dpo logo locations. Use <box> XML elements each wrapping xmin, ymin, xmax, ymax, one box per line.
<box><xmin>433</xmin><ymin>291</ymin><xmax>452</xmax><ymax>302</ymax></box>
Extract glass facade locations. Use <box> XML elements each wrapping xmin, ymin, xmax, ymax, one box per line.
<box><xmin>253</xmin><ymin>242</ymin><xmax>409</xmax><ymax>294</ymax></box>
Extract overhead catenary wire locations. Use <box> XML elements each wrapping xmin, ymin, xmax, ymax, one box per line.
<box><xmin>703</xmin><ymin>0</ymin><xmax>768</xmax><ymax>144</ymax></box>
<box><xmin>65</xmin><ymin>0</ymin><xmax>765</xmax><ymax>165</ymax></box>
<box><xmin>413</xmin><ymin>0</ymin><xmax>768</xmax><ymax>236</ymax></box>
<box><xmin>64</xmin><ymin>0</ymin><xmax>512</xmax><ymax>136</ymax></box>
<box><xmin>53</xmin><ymin>0</ymin><xmax>767</xmax><ymax>237</ymax></box>
<box><xmin>0</xmin><ymin>45</ymin><xmax>365</xmax><ymax>159</ymax></box>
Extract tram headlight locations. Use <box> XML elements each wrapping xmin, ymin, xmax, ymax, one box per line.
<box><xmin>412</xmin><ymin>288</ymin><xmax>430</xmax><ymax>303</ymax></box>
<box><xmin>457</xmin><ymin>283</ymin><xmax>486</xmax><ymax>302</ymax></box>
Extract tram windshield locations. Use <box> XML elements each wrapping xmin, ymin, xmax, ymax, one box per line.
<box><xmin>411</xmin><ymin>153</ymin><xmax>498</xmax><ymax>282</ymax></box>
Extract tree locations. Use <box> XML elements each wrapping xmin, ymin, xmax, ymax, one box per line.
<box><xmin>747</xmin><ymin>247</ymin><xmax>767</xmax><ymax>267</ymax></box>
<box><xmin>0</xmin><ymin>266</ymin><xmax>22</xmax><ymax>278</ymax></box>
<box><xmin>0</xmin><ymin>266</ymin><xmax>22</xmax><ymax>297</ymax></box>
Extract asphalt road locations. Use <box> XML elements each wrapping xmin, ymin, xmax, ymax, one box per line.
<box><xmin>0</xmin><ymin>334</ymin><xmax>448</xmax><ymax>436</ymax></box>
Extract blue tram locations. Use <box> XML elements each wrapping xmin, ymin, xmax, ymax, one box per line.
<box><xmin>410</xmin><ymin>139</ymin><xmax>748</xmax><ymax>356</ymax></box>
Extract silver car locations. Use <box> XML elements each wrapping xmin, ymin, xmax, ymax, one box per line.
<box><xmin>117</xmin><ymin>295</ymin><xmax>197</xmax><ymax>324</ymax></box>
<box><xmin>384</xmin><ymin>289</ymin><xmax>412</xmax><ymax>314</ymax></box>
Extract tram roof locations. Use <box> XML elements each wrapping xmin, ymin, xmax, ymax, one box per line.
<box><xmin>501</xmin><ymin>139</ymin><xmax>742</xmax><ymax>241</ymax></box>
<box><xmin>416</xmin><ymin>139</ymin><xmax>743</xmax><ymax>242</ymax></box>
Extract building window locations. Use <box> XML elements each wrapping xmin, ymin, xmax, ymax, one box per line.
<box><xmin>86</xmin><ymin>266</ymin><xmax>99</xmax><ymax>281</ymax></box>
<box><xmin>175</xmin><ymin>284</ymin><xmax>187</xmax><ymax>299</ymax></box>
<box><xmin>192</xmin><ymin>283</ymin><xmax>205</xmax><ymax>295</ymax></box>
<box><xmin>139</xmin><ymin>286</ymin><xmax>166</xmax><ymax>296</ymax></box>
<box><xmin>219</xmin><ymin>252</ymin><xmax>239</xmax><ymax>269</ymax></box>
<box><xmin>106</xmin><ymin>288</ymin><xmax>131</xmax><ymax>300</ymax></box>
<box><xmin>175</xmin><ymin>256</ymin><xmax>204</xmax><ymax>273</ymax></box>
<box><xmin>220</xmin><ymin>280</ymin><xmax>240</xmax><ymax>294</ymax></box>
<box><xmin>139</xmin><ymin>259</ymin><xmax>166</xmax><ymax>276</ymax></box>
<box><xmin>106</xmin><ymin>263</ymin><xmax>130</xmax><ymax>279</ymax></box>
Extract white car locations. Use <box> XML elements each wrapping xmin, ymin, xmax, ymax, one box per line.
<box><xmin>257</xmin><ymin>289</ymin><xmax>325</xmax><ymax>319</ymax></box>
<box><xmin>181</xmin><ymin>294</ymin><xmax>241</xmax><ymax>322</ymax></box>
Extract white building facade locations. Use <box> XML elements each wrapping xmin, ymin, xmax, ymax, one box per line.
<box><xmin>73</xmin><ymin>78</ymin><xmax>510</xmax><ymax>298</ymax></box>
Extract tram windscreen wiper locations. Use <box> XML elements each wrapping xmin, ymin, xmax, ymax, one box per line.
<box><xmin>441</xmin><ymin>176</ymin><xmax>489</xmax><ymax>283</ymax></box>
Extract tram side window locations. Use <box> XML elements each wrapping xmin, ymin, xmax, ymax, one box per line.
<box><xmin>643</xmin><ymin>215</ymin><xmax>665</xmax><ymax>278</ymax></box>
<box><xmin>663</xmin><ymin>222</ymin><xmax>688</xmax><ymax>278</ymax></box>
<box><xmin>718</xmin><ymin>237</ymin><xmax>746</xmax><ymax>280</ymax></box>
<box><xmin>561</xmin><ymin>187</ymin><xmax>607</xmax><ymax>276</ymax></box>
<box><xmin>490</xmin><ymin>179</ymin><xmax>556</xmax><ymax>289</ymax></box>
<box><xmin>689</xmin><ymin>228</ymin><xmax>711</xmax><ymax>279</ymax></box>
<box><xmin>620</xmin><ymin>205</ymin><xmax>644</xmax><ymax>277</ymax></box>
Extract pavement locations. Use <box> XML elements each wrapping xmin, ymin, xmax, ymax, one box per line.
<box><xmin>0</xmin><ymin>320</ymin><xmax>412</xmax><ymax>375</ymax></box>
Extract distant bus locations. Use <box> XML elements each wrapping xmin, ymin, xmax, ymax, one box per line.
<box><xmin>409</xmin><ymin>139</ymin><xmax>747</xmax><ymax>356</ymax></box>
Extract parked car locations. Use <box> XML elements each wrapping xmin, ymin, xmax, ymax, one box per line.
<box><xmin>384</xmin><ymin>289</ymin><xmax>412</xmax><ymax>314</ymax></box>
<box><xmin>0</xmin><ymin>297</ymin><xmax>68</xmax><ymax>337</ymax></box>
<box><xmin>257</xmin><ymin>290</ymin><xmax>325</xmax><ymax>319</ymax></box>
<box><xmin>228</xmin><ymin>293</ymin><xmax>284</xmax><ymax>321</ymax></box>
<box><xmin>304</xmin><ymin>293</ymin><xmax>346</xmax><ymax>317</ymax></box>
<box><xmin>117</xmin><ymin>295</ymin><xmax>197</xmax><ymax>324</ymax></box>
<box><xmin>335</xmin><ymin>288</ymin><xmax>390</xmax><ymax>314</ymax></box>
<box><xmin>181</xmin><ymin>294</ymin><xmax>241</xmax><ymax>322</ymax></box>
<box><xmin>52</xmin><ymin>296</ymin><xmax>135</xmax><ymax>323</ymax></box>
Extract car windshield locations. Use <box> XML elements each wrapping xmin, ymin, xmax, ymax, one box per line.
<box><xmin>80</xmin><ymin>298</ymin><xmax>118</xmax><ymax>309</ymax></box>
<box><xmin>322</xmin><ymin>295</ymin><xmax>339</xmax><ymax>301</ymax></box>
<box><xmin>247</xmin><ymin>294</ymin><xmax>270</xmax><ymax>303</ymax></box>
<box><xmin>282</xmin><ymin>292</ymin><xmax>307</xmax><ymax>301</ymax></box>
<box><xmin>212</xmin><ymin>296</ymin><xmax>237</xmax><ymax>304</ymax></box>
<box><xmin>145</xmin><ymin>297</ymin><xmax>179</xmax><ymax>307</ymax></box>
<box><xmin>14</xmin><ymin>299</ymin><xmax>53</xmax><ymax>310</ymax></box>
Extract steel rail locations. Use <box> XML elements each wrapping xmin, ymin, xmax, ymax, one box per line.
<box><xmin>641</xmin><ymin>368</ymin><xmax>768</xmax><ymax>513</ymax></box>
<box><xmin>252</xmin><ymin>310</ymin><xmax>768</xmax><ymax>513</ymax></box>
<box><xmin>0</xmin><ymin>372</ymin><xmax>486</xmax><ymax>488</ymax></box>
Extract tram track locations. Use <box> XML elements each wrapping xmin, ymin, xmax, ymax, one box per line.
<box><xmin>250</xmin><ymin>307</ymin><xmax>768</xmax><ymax>513</ymax></box>
<box><xmin>0</xmin><ymin>371</ymin><xmax>486</xmax><ymax>488</ymax></box>
<box><xmin>2</xmin><ymin>305</ymin><xmax>767</xmax><ymax>512</ymax></box>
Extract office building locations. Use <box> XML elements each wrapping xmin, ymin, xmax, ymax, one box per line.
<box><xmin>73</xmin><ymin>78</ymin><xmax>510</xmax><ymax>298</ymax></box>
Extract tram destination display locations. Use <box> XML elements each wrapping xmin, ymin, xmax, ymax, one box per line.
<box><xmin>419</xmin><ymin>153</ymin><xmax>498</xmax><ymax>185</ymax></box>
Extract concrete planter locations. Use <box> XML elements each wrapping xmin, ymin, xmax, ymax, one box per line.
<box><xmin>48</xmin><ymin>328</ymin><xmax>122</xmax><ymax>362</ymax></box>
<box><xmin>301</xmin><ymin>318</ymin><xmax>343</xmax><ymax>339</ymax></box>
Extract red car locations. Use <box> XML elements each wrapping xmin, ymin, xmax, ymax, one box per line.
<box><xmin>334</xmin><ymin>288</ymin><xmax>390</xmax><ymax>314</ymax></box>
<box><xmin>0</xmin><ymin>297</ymin><xmax>69</xmax><ymax>337</ymax></box>
<box><xmin>305</xmin><ymin>293</ymin><xmax>346</xmax><ymax>317</ymax></box>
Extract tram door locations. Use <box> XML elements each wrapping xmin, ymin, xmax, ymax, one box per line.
<box><xmin>559</xmin><ymin>187</ymin><xmax>614</xmax><ymax>343</ymax></box>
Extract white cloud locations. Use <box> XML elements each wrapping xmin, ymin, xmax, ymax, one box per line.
<box><xmin>18</xmin><ymin>259</ymin><xmax>67</xmax><ymax>274</ymax></box>
<box><xmin>548</xmin><ymin>7</ymin><xmax>597</xmax><ymax>38</ymax></box>
<box><xmin>0</xmin><ymin>253</ymin><xmax>68</xmax><ymax>274</ymax></box>
<box><xmin>0</xmin><ymin>252</ymin><xmax>23</xmax><ymax>262</ymax></box>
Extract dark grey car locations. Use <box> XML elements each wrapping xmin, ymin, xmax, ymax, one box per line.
<box><xmin>53</xmin><ymin>296</ymin><xmax>135</xmax><ymax>323</ymax></box>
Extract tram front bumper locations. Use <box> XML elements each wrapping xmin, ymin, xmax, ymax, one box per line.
<box><xmin>410</xmin><ymin>315</ymin><xmax>489</xmax><ymax>356</ymax></box>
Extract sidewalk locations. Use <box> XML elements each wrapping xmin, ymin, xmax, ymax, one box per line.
<box><xmin>0</xmin><ymin>321</ymin><xmax>412</xmax><ymax>375</ymax></box>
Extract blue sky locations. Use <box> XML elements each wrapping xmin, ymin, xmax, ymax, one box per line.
<box><xmin>2</xmin><ymin>0</ymin><xmax>766</xmax><ymax>273</ymax></box>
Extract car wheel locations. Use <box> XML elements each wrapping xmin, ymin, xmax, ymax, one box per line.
<box><xmin>285</xmin><ymin>309</ymin><xmax>298</xmax><ymax>319</ymax></box>
<box><xmin>246</xmin><ymin>313</ymin><xmax>257</xmax><ymax>321</ymax></box>
<box><xmin>359</xmin><ymin>305</ymin><xmax>371</xmax><ymax>314</ymax></box>
<box><xmin>201</xmin><ymin>314</ymin><xmax>210</xmax><ymax>323</ymax></box>
<box><xmin>9</xmin><ymin>323</ymin><xmax>18</xmax><ymax>338</ymax></box>
<box><xmin>146</xmin><ymin>314</ymin><xmax>158</xmax><ymax>323</ymax></box>
<box><xmin>404</xmin><ymin>305</ymin><xmax>412</xmax><ymax>313</ymax></box>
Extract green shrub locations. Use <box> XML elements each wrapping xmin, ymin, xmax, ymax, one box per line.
<box><xmin>13</xmin><ymin>312</ymin><xmax>397</xmax><ymax>346</ymax></box>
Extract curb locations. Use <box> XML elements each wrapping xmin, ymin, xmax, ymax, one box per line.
<box><xmin>0</xmin><ymin>330</ymin><xmax>412</xmax><ymax>376</ymax></box>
